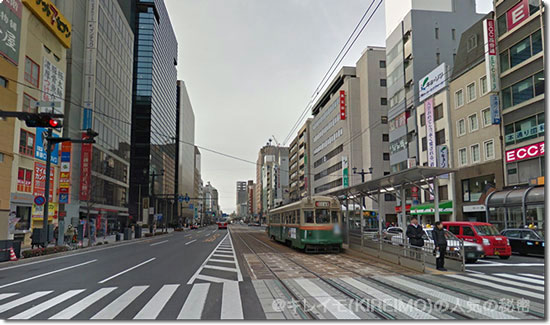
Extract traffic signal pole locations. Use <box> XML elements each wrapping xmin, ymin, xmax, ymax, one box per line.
<box><xmin>41</xmin><ymin>128</ymin><xmax>53</xmax><ymax>246</ymax></box>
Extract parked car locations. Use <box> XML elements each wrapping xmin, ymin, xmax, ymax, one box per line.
<box><xmin>501</xmin><ymin>228</ymin><xmax>544</xmax><ymax>256</ymax></box>
<box><xmin>383</xmin><ymin>226</ymin><xmax>404</xmax><ymax>242</ymax></box>
<box><xmin>442</xmin><ymin>222</ymin><xmax>512</xmax><ymax>259</ymax></box>
<box><xmin>423</xmin><ymin>228</ymin><xmax>485</xmax><ymax>263</ymax></box>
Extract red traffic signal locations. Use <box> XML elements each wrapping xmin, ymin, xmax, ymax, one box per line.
<box><xmin>49</xmin><ymin>119</ymin><xmax>60</xmax><ymax>128</ymax></box>
<box><xmin>25</xmin><ymin>114</ymin><xmax>63</xmax><ymax>129</ymax></box>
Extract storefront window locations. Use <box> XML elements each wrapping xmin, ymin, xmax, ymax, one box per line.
<box><xmin>526</xmin><ymin>204</ymin><xmax>544</xmax><ymax>229</ymax></box>
<box><xmin>15</xmin><ymin>207</ymin><xmax>31</xmax><ymax>231</ymax></box>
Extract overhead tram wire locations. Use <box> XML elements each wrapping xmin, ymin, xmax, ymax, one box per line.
<box><xmin>282</xmin><ymin>0</ymin><xmax>380</xmax><ymax>145</ymax></box>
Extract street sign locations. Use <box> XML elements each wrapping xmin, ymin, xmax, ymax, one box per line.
<box><xmin>156</xmin><ymin>214</ymin><xmax>163</xmax><ymax>221</ymax></box>
<box><xmin>178</xmin><ymin>196</ymin><xmax>184</xmax><ymax>203</ymax></box>
<box><xmin>31</xmin><ymin>100</ymin><xmax>62</xmax><ymax>108</ymax></box>
<box><xmin>34</xmin><ymin>195</ymin><xmax>46</xmax><ymax>206</ymax></box>
<box><xmin>184</xmin><ymin>194</ymin><xmax>190</xmax><ymax>203</ymax></box>
<box><xmin>189</xmin><ymin>204</ymin><xmax>194</xmax><ymax>210</ymax></box>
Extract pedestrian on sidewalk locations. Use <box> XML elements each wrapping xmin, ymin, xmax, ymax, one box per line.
<box><xmin>432</xmin><ymin>221</ymin><xmax>447</xmax><ymax>271</ymax></box>
<box><xmin>406</xmin><ymin>216</ymin><xmax>424</xmax><ymax>259</ymax></box>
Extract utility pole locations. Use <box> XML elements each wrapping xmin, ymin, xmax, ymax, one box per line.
<box><xmin>42</xmin><ymin>128</ymin><xmax>53</xmax><ymax>244</ymax></box>
<box><xmin>150</xmin><ymin>169</ymin><xmax>164</xmax><ymax>229</ymax></box>
<box><xmin>352</xmin><ymin>167</ymin><xmax>373</xmax><ymax>209</ymax></box>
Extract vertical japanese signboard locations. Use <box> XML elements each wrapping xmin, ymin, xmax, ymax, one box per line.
<box><xmin>35</xmin><ymin>128</ymin><xmax>59</xmax><ymax>164</ymax></box>
<box><xmin>82</xmin><ymin>0</ymin><xmax>98</xmax><ymax>130</ymax></box>
<box><xmin>483</xmin><ymin>19</ymin><xmax>499</xmax><ymax>93</ymax></box>
<box><xmin>425</xmin><ymin>98</ymin><xmax>437</xmax><ymax>167</ymax></box>
<box><xmin>79</xmin><ymin>133</ymin><xmax>93</xmax><ymax>201</ymax></box>
<box><xmin>339</xmin><ymin>91</ymin><xmax>346</xmax><ymax>120</ymax></box>
<box><xmin>59</xmin><ymin>142</ymin><xmax>71</xmax><ymax>203</ymax></box>
<box><xmin>490</xmin><ymin>94</ymin><xmax>501</xmax><ymax>124</ymax></box>
<box><xmin>342</xmin><ymin>156</ymin><xmax>349</xmax><ymax>188</ymax></box>
<box><xmin>0</xmin><ymin>0</ymin><xmax>22</xmax><ymax>65</ymax></box>
<box><xmin>33</xmin><ymin>162</ymin><xmax>54</xmax><ymax>201</ymax></box>
<box><xmin>41</xmin><ymin>57</ymin><xmax>65</xmax><ymax>114</ymax></box>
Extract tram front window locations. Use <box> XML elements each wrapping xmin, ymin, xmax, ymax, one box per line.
<box><xmin>331</xmin><ymin>211</ymin><xmax>339</xmax><ymax>224</ymax></box>
<box><xmin>316</xmin><ymin>209</ymin><xmax>330</xmax><ymax>224</ymax></box>
<box><xmin>304</xmin><ymin>210</ymin><xmax>314</xmax><ymax>223</ymax></box>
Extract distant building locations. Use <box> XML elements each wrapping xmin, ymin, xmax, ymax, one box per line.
<box><xmin>176</xmin><ymin>80</ymin><xmax>195</xmax><ymax>222</ymax></box>
<box><xmin>255</xmin><ymin>145</ymin><xmax>289</xmax><ymax>221</ymax></box>
<box><xmin>289</xmin><ymin>119</ymin><xmax>312</xmax><ymax>202</ymax></box>
<box><xmin>236</xmin><ymin>181</ymin><xmax>248</xmax><ymax>217</ymax></box>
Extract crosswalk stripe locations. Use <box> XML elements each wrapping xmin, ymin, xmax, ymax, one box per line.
<box><xmin>341</xmin><ymin>278</ymin><xmax>436</xmax><ymax>319</ymax></box>
<box><xmin>49</xmin><ymin>287</ymin><xmax>117</xmax><ymax>319</ymax></box>
<box><xmin>91</xmin><ymin>286</ymin><xmax>149</xmax><ymax>320</ymax></box>
<box><xmin>177</xmin><ymin>283</ymin><xmax>210</xmax><ymax>319</ymax></box>
<box><xmin>227</xmin><ymin>232</ymin><xmax>243</xmax><ymax>282</ymax></box>
<box><xmin>221</xmin><ymin>282</ymin><xmax>243</xmax><ymax>319</ymax></box>
<box><xmin>295</xmin><ymin>279</ymin><xmax>359</xmax><ymax>319</ymax></box>
<box><xmin>133</xmin><ymin>284</ymin><xmax>179</xmax><ymax>319</ymax></box>
<box><xmin>445</xmin><ymin>274</ymin><xmax>544</xmax><ymax>300</ymax></box>
<box><xmin>187</xmin><ymin>233</ymin><xmax>229</xmax><ymax>285</ymax></box>
<box><xmin>0</xmin><ymin>291</ymin><xmax>52</xmax><ymax>314</ymax></box>
<box><xmin>520</xmin><ymin>273</ymin><xmax>544</xmax><ymax>280</ymax></box>
<box><xmin>203</xmin><ymin>265</ymin><xmax>238</xmax><ymax>272</ymax></box>
<box><xmin>208</xmin><ymin>259</ymin><xmax>236</xmax><ymax>264</ymax></box>
<box><xmin>195</xmin><ymin>274</ymin><xmax>236</xmax><ymax>284</ymax></box>
<box><xmin>387</xmin><ymin>276</ymin><xmax>517</xmax><ymax>319</ymax></box>
<box><xmin>212</xmin><ymin>253</ymin><xmax>234</xmax><ymax>258</ymax></box>
<box><xmin>468</xmin><ymin>273</ymin><xmax>544</xmax><ymax>292</ymax></box>
<box><xmin>493</xmin><ymin>273</ymin><xmax>544</xmax><ymax>285</ymax></box>
<box><xmin>9</xmin><ymin>290</ymin><xmax>84</xmax><ymax>320</ymax></box>
<box><xmin>0</xmin><ymin>293</ymin><xmax>18</xmax><ymax>301</ymax></box>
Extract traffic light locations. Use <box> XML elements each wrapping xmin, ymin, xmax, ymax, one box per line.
<box><xmin>83</xmin><ymin>128</ymin><xmax>99</xmax><ymax>143</ymax></box>
<box><xmin>24</xmin><ymin>113</ymin><xmax>63</xmax><ymax>129</ymax></box>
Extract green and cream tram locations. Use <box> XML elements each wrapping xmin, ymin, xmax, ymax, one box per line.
<box><xmin>267</xmin><ymin>196</ymin><xmax>342</xmax><ymax>253</ymax></box>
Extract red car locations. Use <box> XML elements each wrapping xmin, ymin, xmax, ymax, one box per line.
<box><xmin>217</xmin><ymin>220</ymin><xmax>228</xmax><ymax>229</ymax></box>
<box><xmin>442</xmin><ymin>221</ymin><xmax>512</xmax><ymax>259</ymax></box>
<box><xmin>189</xmin><ymin>224</ymin><xmax>199</xmax><ymax>230</ymax></box>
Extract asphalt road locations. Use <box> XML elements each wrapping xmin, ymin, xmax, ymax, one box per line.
<box><xmin>466</xmin><ymin>254</ymin><xmax>545</xmax><ymax>275</ymax></box>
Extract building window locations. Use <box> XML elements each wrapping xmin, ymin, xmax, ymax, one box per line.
<box><xmin>383</xmin><ymin>153</ymin><xmax>390</xmax><ymax>161</ymax></box>
<box><xmin>436</xmin><ymin>52</ymin><xmax>440</xmax><ymax>65</ymax></box>
<box><xmin>458</xmin><ymin>148</ymin><xmax>467</xmax><ymax>166</ymax></box>
<box><xmin>19</xmin><ymin>130</ymin><xmax>34</xmax><ymax>157</ymax></box>
<box><xmin>434</xmin><ymin>104</ymin><xmax>444</xmax><ymax>121</ymax></box>
<box><xmin>420</xmin><ymin>113</ymin><xmax>426</xmax><ymax>126</ymax></box>
<box><xmin>381</xmin><ymin>116</ymin><xmax>388</xmax><ymax>124</ymax></box>
<box><xmin>467</xmin><ymin>82</ymin><xmax>476</xmax><ymax>102</ymax></box>
<box><xmin>435</xmin><ymin>129</ymin><xmax>445</xmax><ymax>146</ymax></box>
<box><xmin>468</xmin><ymin>113</ymin><xmax>479</xmax><ymax>132</ymax></box>
<box><xmin>462</xmin><ymin>175</ymin><xmax>495</xmax><ymax>202</ymax></box>
<box><xmin>17</xmin><ymin>168</ymin><xmax>32</xmax><ymax>193</ymax></box>
<box><xmin>0</xmin><ymin>77</ymin><xmax>7</xmax><ymax>88</ymax></box>
<box><xmin>438</xmin><ymin>185</ymin><xmax>449</xmax><ymax>201</ymax></box>
<box><xmin>380</xmin><ymin>79</ymin><xmax>387</xmax><ymax>87</ymax></box>
<box><xmin>422</xmin><ymin>137</ymin><xmax>427</xmax><ymax>152</ymax></box>
<box><xmin>502</xmin><ymin>74</ymin><xmax>538</xmax><ymax>109</ymax></box>
<box><xmin>435</xmin><ymin>27</ymin><xmax>439</xmax><ymax>39</ymax></box>
<box><xmin>504</xmin><ymin>113</ymin><xmax>544</xmax><ymax>145</ymax></box>
<box><xmin>23</xmin><ymin>93</ymin><xmax>37</xmax><ymax>113</ymax></box>
<box><xmin>382</xmin><ymin>134</ymin><xmax>389</xmax><ymax>142</ymax></box>
<box><xmin>380</xmin><ymin>97</ymin><xmax>387</xmax><ymax>105</ymax></box>
<box><xmin>384</xmin><ymin>171</ymin><xmax>390</xmax><ymax>176</ymax></box>
<box><xmin>480</xmin><ymin>76</ymin><xmax>488</xmax><ymax>96</ymax></box>
<box><xmin>467</xmin><ymin>35</ymin><xmax>477</xmax><ymax>52</ymax></box>
<box><xmin>451</xmin><ymin>28</ymin><xmax>456</xmax><ymax>40</ymax></box>
<box><xmin>471</xmin><ymin>144</ymin><xmax>481</xmax><ymax>163</ymax></box>
<box><xmin>455</xmin><ymin>89</ymin><xmax>464</xmax><ymax>108</ymax></box>
<box><xmin>481</xmin><ymin>108</ymin><xmax>491</xmax><ymax>127</ymax></box>
<box><xmin>500</xmin><ymin>30</ymin><xmax>543</xmax><ymax>73</ymax></box>
<box><xmin>457</xmin><ymin>119</ymin><xmax>466</xmax><ymax>136</ymax></box>
<box><xmin>484</xmin><ymin>139</ymin><xmax>495</xmax><ymax>160</ymax></box>
<box><xmin>24</xmin><ymin>57</ymin><xmax>40</xmax><ymax>87</ymax></box>
<box><xmin>379</xmin><ymin>60</ymin><xmax>386</xmax><ymax>68</ymax></box>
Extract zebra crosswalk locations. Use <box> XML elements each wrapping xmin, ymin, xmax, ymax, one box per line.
<box><xmin>0</xmin><ymin>272</ymin><xmax>543</xmax><ymax>320</ymax></box>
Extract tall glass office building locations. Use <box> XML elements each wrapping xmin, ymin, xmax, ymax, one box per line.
<box><xmin>118</xmin><ymin>0</ymin><xmax>178</xmax><ymax>224</ymax></box>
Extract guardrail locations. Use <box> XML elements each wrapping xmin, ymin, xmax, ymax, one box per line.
<box><xmin>349</xmin><ymin>230</ymin><xmax>465</xmax><ymax>272</ymax></box>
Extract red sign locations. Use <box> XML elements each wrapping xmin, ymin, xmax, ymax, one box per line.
<box><xmin>339</xmin><ymin>91</ymin><xmax>346</xmax><ymax>120</ymax></box>
<box><xmin>485</xmin><ymin>19</ymin><xmax>496</xmax><ymax>55</ymax></box>
<box><xmin>506</xmin><ymin>142</ymin><xmax>544</xmax><ymax>163</ymax></box>
<box><xmin>507</xmin><ymin>0</ymin><xmax>529</xmax><ymax>31</ymax></box>
<box><xmin>33</xmin><ymin>162</ymin><xmax>54</xmax><ymax>201</ymax></box>
<box><xmin>79</xmin><ymin>134</ymin><xmax>93</xmax><ymax>201</ymax></box>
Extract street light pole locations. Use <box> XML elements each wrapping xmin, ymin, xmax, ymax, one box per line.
<box><xmin>352</xmin><ymin>167</ymin><xmax>373</xmax><ymax>209</ymax></box>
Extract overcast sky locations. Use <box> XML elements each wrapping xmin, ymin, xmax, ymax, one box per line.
<box><xmin>165</xmin><ymin>0</ymin><xmax>493</xmax><ymax>213</ymax></box>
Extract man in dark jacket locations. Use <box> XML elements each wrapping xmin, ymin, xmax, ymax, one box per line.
<box><xmin>406</xmin><ymin>216</ymin><xmax>424</xmax><ymax>260</ymax></box>
<box><xmin>432</xmin><ymin>221</ymin><xmax>447</xmax><ymax>271</ymax></box>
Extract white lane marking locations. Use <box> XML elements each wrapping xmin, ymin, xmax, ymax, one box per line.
<box><xmin>216</xmin><ymin>248</ymin><xmax>233</xmax><ymax>252</ymax></box>
<box><xmin>150</xmin><ymin>240</ymin><xmax>169</xmax><ymax>246</ymax></box>
<box><xmin>194</xmin><ymin>274</ymin><xmax>236</xmax><ymax>284</ymax></box>
<box><xmin>177</xmin><ymin>283</ymin><xmax>210</xmax><ymax>319</ymax></box>
<box><xmin>0</xmin><ymin>260</ymin><xmax>97</xmax><ymax>289</ymax></box>
<box><xmin>212</xmin><ymin>253</ymin><xmax>235</xmax><ymax>259</ymax></box>
<box><xmin>10</xmin><ymin>290</ymin><xmax>85</xmax><ymax>320</ymax></box>
<box><xmin>493</xmin><ymin>273</ymin><xmax>544</xmax><ymax>285</ymax></box>
<box><xmin>213</xmin><ymin>229</ymin><xmax>218</xmax><ymax>233</ymax></box>
<box><xmin>387</xmin><ymin>276</ymin><xmax>517</xmax><ymax>319</ymax></box>
<box><xmin>221</xmin><ymin>282</ymin><xmax>243</xmax><ymax>319</ymax></box>
<box><xmin>203</xmin><ymin>265</ymin><xmax>238</xmax><ymax>272</ymax></box>
<box><xmin>208</xmin><ymin>259</ymin><xmax>236</xmax><ymax>265</ymax></box>
<box><xmin>466</xmin><ymin>269</ymin><xmax>484</xmax><ymax>274</ymax></box>
<box><xmin>187</xmin><ymin>233</ymin><xmax>229</xmax><ymax>284</ymax></box>
<box><xmin>467</xmin><ymin>263</ymin><xmax>544</xmax><ymax>267</ymax></box>
<box><xmin>445</xmin><ymin>274</ymin><xmax>544</xmax><ymax>300</ymax></box>
<box><xmin>49</xmin><ymin>287</ymin><xmax>117</xmax><ymax>319</ymax></box>
<box><xmin>341</xmin><ymin>277</ymin><xmax>436</xmax><ymax>319</ymax></box>
<box><xmin>294</xmin><ymin>279</ymin><xmax>359</xmax><ymax>319</ymax></box>
<box><xmin>468</xmin><ymin>273</ymin><xmax>544</xmax><ymax>291</ymax></box>
<box><xmin>185</xmin><ymin>240</ymin><xmax>197</xmax><ymax>246</ymax></box>
<box><xmin>0</xmin><ymin>293</ymin><xmax>18</xmax><ymax>301</ymax></box>
<box><xmin>520</xmin><ymin>273</ymin><xmax>545</xmax><ymax>280</ymax></box>
<box><xmin>91</xmin><ymin>286</ymin><xmax>149</xmax><ymax>320</ymax></box>
<box><xmin>0</xmin><ymin>291</ymin><xmax>52</xmax><ymax>313</ymax></box>
<box><xmin>133</xmin><ymin>284</ymin><xmax>179</xmax><ymax>319</ymax></box>
<box><xmin>184</xmin><ymin>235</ymin><xmax>192</xmax><ymax>238</ymax></box>
<box><xmin>98</xmin><ymin>258</ymin><xmax>155</xmax><ymax>284</ymax></box>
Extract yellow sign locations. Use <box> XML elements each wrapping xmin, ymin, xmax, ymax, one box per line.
<box><xmin>22</xmin><ymin>0</ymin><xmax>71</xmax><ymax>48</ymax></box>
<box><xmin>32</xmin><ymin>202</ymin><xmax>58</xmax><ymax>218</ymax></box>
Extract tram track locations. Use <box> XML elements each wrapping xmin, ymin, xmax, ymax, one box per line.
<box><xmin>237</xmin><ymin>231</ymin><xmax>396</xmax><ymax>320</ymax></box>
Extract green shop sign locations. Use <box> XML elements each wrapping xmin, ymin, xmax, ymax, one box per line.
<box><xmin>410</xmin><ymin>201</ymin><xmax>453</xmax><ymax>215</ymax></box>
